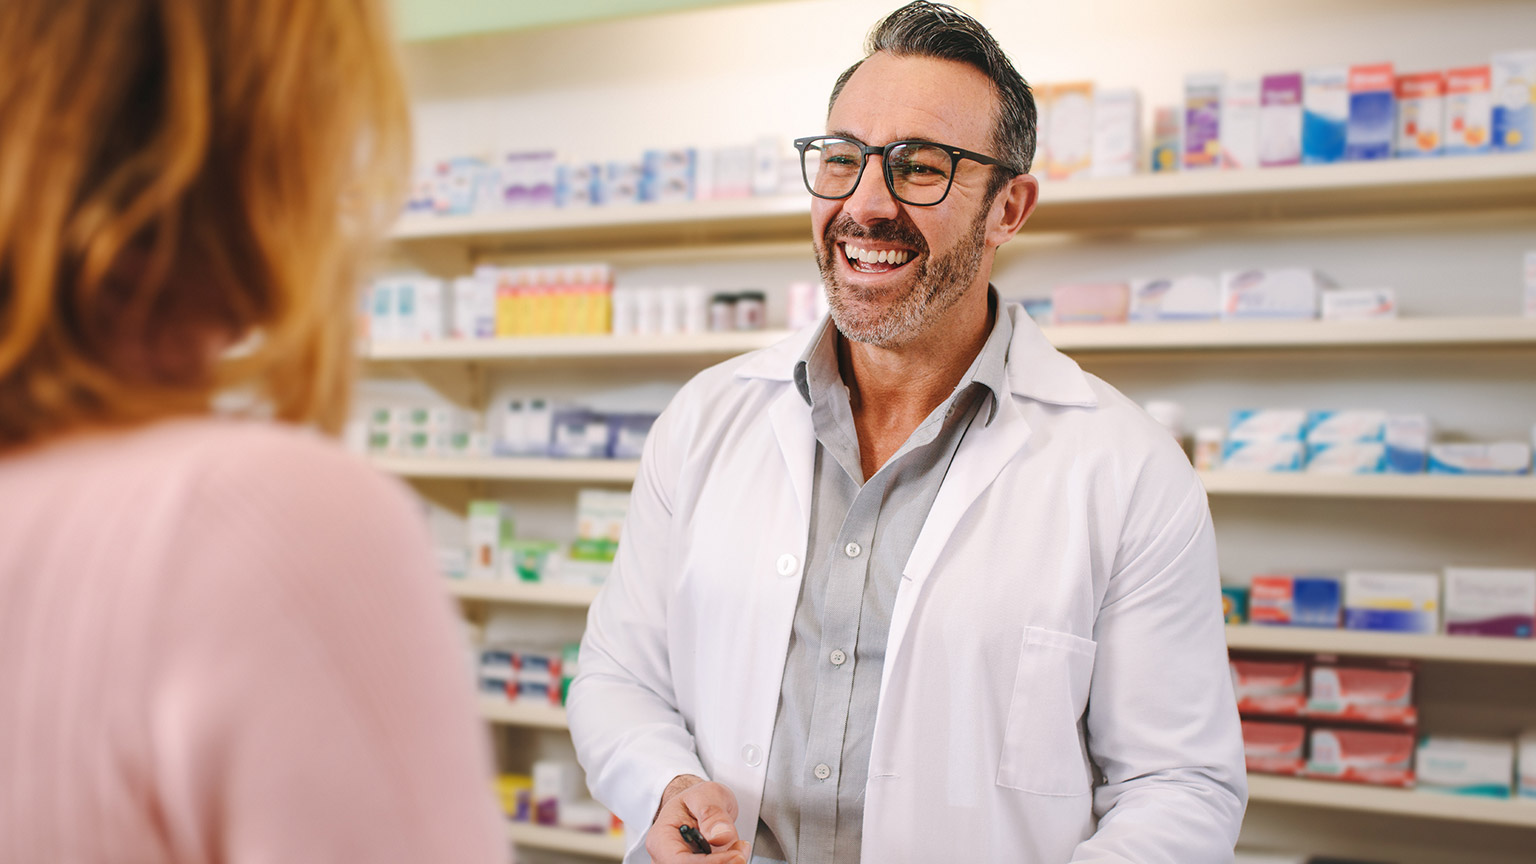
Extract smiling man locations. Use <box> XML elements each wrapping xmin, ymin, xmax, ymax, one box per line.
<box><xmin>567</xmin><ymin>4</ymin><xmax>1247</xmax><ymax>863</ymax></box>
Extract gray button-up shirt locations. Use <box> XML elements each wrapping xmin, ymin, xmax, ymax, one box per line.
<box><xmin>750</xmin><ymin>290</ymin><xmax>1014</xmax><ymax>864</ymax></box>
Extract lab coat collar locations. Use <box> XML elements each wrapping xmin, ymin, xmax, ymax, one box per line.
<box><xmin>735</xmin><ymin>301</ymin><xmax>1099</xmax><ymax>410</ymax></box>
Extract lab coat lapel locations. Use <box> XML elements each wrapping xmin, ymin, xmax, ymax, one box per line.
<box><xmin>880</xmin><ymin>394</ymin><xmax>1032</xmax><ymax>699</ymax></box>
<box><xmin>767</xmin><ymin>384</ymin><xmax>815</xmax><ymax>523</ymax></box>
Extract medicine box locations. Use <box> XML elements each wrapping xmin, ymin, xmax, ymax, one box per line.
<box><xmin>1044</xmin><ymin>82</ymin><xmax>1095</xmax><ymax>181</ymax></box>
<box><xmin>1259</xmin><ymin>72</ymin><xmax>1304</xmax><ymax>167</ymax></box>
<box><xmin>1520</xmin><ymin>731</ymin><xmax>1536</xmax><ymax>798</ymax></box>
<box><xmin>1306</xmin><ymin>726</ymin><xmax>1416</xmax><ymax>787</ymax></box>
<box><xmin>1344</xmin><ymin>570</ymin><xmax>1440</xmax><ymax>634</ymax></box>
<box><xmin>1151</xmin><ymin>105</ymin><xmax>1181</xmax><ymax>173</ymax></box>
<box><xmin>1416</xmin><ymin>736</ymin><xmax>1515</xmax><ymax>797</ymax></box>
<box><xmin>1184</xmin><ymin>73</ymin><xmax>1224</xmax><ymax>170</ymax></box>
<box><xmin>1443</xmin><ymin>567</ymin><xmax>1536</xmax><ymax>638</ymax></box>
<box><xmin>1228</xmin><ymin>409</ymin><xmax>1309</xmax><ymax>442</ymax></box>
<box><xmin>1091</xmin><ymin>88</ymin><xmax>1141</xmax><ymax>178</ymax></box>
<box><xmin>640</xmin><ymin>148</ymin><xmax>696</xmax><ymax>203</ymax></box>
<box><xmin>1241</xmin><ymin>720</ymin><xmax>1307</xmax><ymax>776</ymax></box>
<box><xmin>556</xmin><ymin>163</ymin><xmax>601</xmax><ymax>208</ymax></box>
<box><xmin>600</xmin><ymin>161</ymin><xmax>643</xmax><ymax>205</ymax></box>
<box><xmin>467</xmin><ymin>501</ymin><xmax>516</xmax><ymax>582</ymax></box>
<box><xmin>1306</xmin><ymin>411</ymin><xmax>1387</xmax><ymax>444</ymax></box>
<box><xmin>1051</xmin><ymin>282</ymin><xmax>1129</xmax><ymax>325</ymax></box>
<box><xmin>1230</xmin><ymin>657</ymin><xmax>1307</xmax><ymax>716</ymax></box>
<box><xmin>1345</xmin><ymin>63</ymin><xmax>1395</xmax><ymax>161</ymax></box>
<box><xmin>1428</xmin><ymin>442</ymin><xmax>1532</xmax><ymax>475</ymax></box>
<box><xmin>1221</xmin><ymin>79</ymin><xmax>1260</xmax><ymax>170</ymax></box>
<box><xmin>549</xmin><ymin>408</ymin><xmax>608</xmax><ymax>459</ymax></box>
<box><xmin>1385</xmin><ymin>414</ymin><xmax>1431</xmax><ymax>474</ymax></box>
<box><xmin>1445</xmin><ymin>66</ymin><xmax>1493</xmax><ymax>156</ymax></box>
<box><xmin>572</xmin><ymin>489</ymin><xmax>630</xmax><ymax>564</ymax></box>
<box><xmin>752</xmin><ymin>136</ymin><xmax>783</xmax><ymax>196</ymax></box>
<box><xmin>1491</xmin><ymin>50</ymin><xmax>1536</xmax><ymax>153</ymax></box>
<box><xmin>1321</xmin><ymin>288</ymin><xmax>1397</xmax><ymax>320</ymax></box>
<box><xmin>1128</xmin><ymin>275</ymin><xmax>1221</xmax><ymax>322</ymax></box>
<box><xmin>533</xmin><ymin>760</ymin><xmax>579</xmax><ymax>827</ymax></box>
<box><xmin>1306</xmin><ymin>442</ymin><xmax>1387</xmax><ymax>474</ymax></box>
<box><xmin>1221</xmin><ymin>440</ymin><xmax>1305</xmax><ymax>472</ymax></box>
<box><xmin>1302</xmin><ymin>66</ymin><xmax>1349</xmax><ymax>164</ymax></box>
<box><xmin>1396</xmin><ymin>72</ymin><xmax>1445</xmax><ymax>157</ymax></box>
<box><xmin>1249</xmin><ymin>574</ymin><xmax>1341</xmax><ymax>628</ymax></box>
<box><xmin>1307</xmin><ymin>661</ymin><xmax>1417</xmax><ymax>726</ymax></box>
<box><xmin>1220</xmin><ymin>268</ymin><xmax>1329</xmax><ymax>320</ymax></box>
<box><xmin>1222</xmin><ymin>585</ymin><xmax>1249</xmax><ymax>624</ymax></box>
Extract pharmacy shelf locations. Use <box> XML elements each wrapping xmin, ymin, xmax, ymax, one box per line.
<box><xmin>365</xmin><ymin>317</ymin><xmax>1536</xmax><ymax>365</ymax></box>
<box><xmin>1226</xmin><ymin>626</ymin><xmax>1536</xmax><ymax>666</ymax></box>
<box><xmin>506</xmin><ymin>822</ymin><xmax>626</xmax><ymax>860</ymax></box>
<box><xmin>480</xmin><ymin>697</ymin><xmax>570</xmax><ymax>729</ymax></box>
<box><xmin>1247</xmin><ymin>775</ymin><xmax>1536</xmax><ymax>828</ymax></box>
<box><xmin>390</xmin><ymin>153</ymin><xmax>1536</xmax><ymax>251</ymax></box>
<box><xmin>1200</xmin><ymin>471</ymin><xmax>1536</xmax><ymax>503</ymax></box>
<box><xmin>372</xmin><ymin>456</ymin><xmax>639</xmax><ymax>484</ymax></box>
<box><xmin>368</xmin><ymin>329</ymin><xmax>792</xmax><ymax>364</ymax></box>
<box><xmin>447</xmin><ymin>579</ymin><xmax>601</xmax><ymax>607</ymax></box>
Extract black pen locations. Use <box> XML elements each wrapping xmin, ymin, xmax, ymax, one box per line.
<box><xmin>678</xmin><ymin>823</ymin><xmax>711</xmax><ymax>855</ymax></box>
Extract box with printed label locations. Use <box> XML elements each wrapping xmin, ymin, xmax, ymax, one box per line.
<box><xmin>1446</xmin><ymin>66</ymin><xmax>1493</xmax><ymax>156</ymax></box>
<box><xmin>1417</xmin><ymin>736</ymin><xmax>1515</xmax><ymax>797</ymax></box>
<box><xmin>467</xmin><ymin>501</ymin><xmax>516</xmax><ymax>582</ymax></box>
<box><xmin>1184</xmin><ymin>73</ymin><xmax>1224</xmax><ymax>170</ymax></box>
<box><xmin>1306</xmin><ymin>442</ymin><xmax>1387</xmax><ymax>474</ymax></box>
<box><xmin>1222</xmin><ymin>585</ymin><xmax>1249</xmax><ymax>624</ymax></box>
<box><xmin>1228</xmin><ymin>409</ymin><xmax>1309</xmax><ymax>442</ymax></box>
<box><xmin>1306</xmin><ymin>411</ymin><xmax>1387</xmax><ymax>444</ymax></box>
<box><xmin>1321</xmin><ymin>288</ymin><xmax>1397</xmax><ymax>320</ymax></box>
<box><xmin>1052</xmin><ymin>282</ymin><xmax>1129</xmax><ymax>325</ymax></box>
<box><xmin>1231</xmin><ymin>657</ymin><xmax>1307</xmax><ymax>716</ymax></box>
<box><xmin>1221</xmin><ymin>79</ymin><xmax>1260</xmax><ymax>169</ymax></box>
<box><xmin>1345</xmin><ymin>63</ymin><xmax>1395</xmax><ymax>161</ymax></box>
<box><xmin>1091</xmin><ymin>88</ymin><xmax>1141</xmax><ymax>178</ymax></box>
<box><xmin>1128</xmin><ymin>275</ymin><xmax>1221</xmax><ymax>322</ymax></box>
<box><xmin>1491</xmin><ymin>50</ymin><xmax>1536</xmax><ymax>153</ymax></box>
<box><xmin>1221</xmin><ymin>439</ymin><xmax>1306</xmax><ymax>472</ymax></box>
<box><xmin>1220</xmin><ymin>268</ymin><xmax>1330</xmax><ymax>320</ymax></box>
<box><xmin>1444</xmin><ymin>567</ymin><xmax>1536</xmax><ymax>638</ymax></box>
<box><xmin>1259</xmin><ymin>72</ymin><xmax>1304</xmax><ymax>167</ymax></box>
<box><xmin>1519</xmin><ymin>731</ymin><xmax>1536</xmax><ymax>798</ymax></box>
<box><xmin>1385</xmin><ymin>414</ymin><xmax>1431</xmax><ymax>474</ymax></box>
<box><xmin>1249</xmin><ymin>574</ymin><xmax>1341</xmax><ymax>628</ymax></box>
<box><xmin>1242</xmin><ymin>720</ymin><xmax>1307</xmax><ymax>776</ymax></box>
<box><xmin>1302</xmin><ymin>66</ymin><xmax>1349</xmax><ymax>164</ymax></box>
<box><xmin>1344</xmin><ymin>571</ymin><xmax>1440</xmax><ymax>634</ymax></box>
<box><xmin>1044</xmin><ymin>82</ymin><xmax>1095</xmax><ymax>181</ymax></box>
<box><xmin>1428</xmin><ymin>442</ymin><xmax>1532</xmax><ymax>476</ymax></box>
<box><xmin>1395</xmin><ymin>72</ymin><xmax>1445</xmax><ymax>157</ymax></box>
<box><xmin>1307</xmin><ymin>661</ymin><xmax>1417</xmax><ymax>726</ymax></box>
<box><xmin>1306</xmin><ymin>726</ymin><xmax>1416</xmax><ymax>787</ymax></box>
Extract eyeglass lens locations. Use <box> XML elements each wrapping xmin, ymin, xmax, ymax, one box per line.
<box><xmin>802</xmin><ymin>137</ymin><xmax>955</xmax><ymax>205</ymax></box>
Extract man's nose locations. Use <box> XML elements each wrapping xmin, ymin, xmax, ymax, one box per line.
<box><xmin>840</xmin><ymin>156</ymin><xmax>900</xmax><ymax>223</ymax></box>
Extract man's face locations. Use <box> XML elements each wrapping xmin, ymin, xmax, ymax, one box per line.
<box><xmin>813</xmin><ymin>52</ymin><xmax>1003</xmax><ymax>349</ymax></box>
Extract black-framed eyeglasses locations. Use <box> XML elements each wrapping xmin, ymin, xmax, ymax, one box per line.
<box><xmin>793</xmin><ymin>135</ymin><xmax>1017</xmax><ymax>207</ymax></box>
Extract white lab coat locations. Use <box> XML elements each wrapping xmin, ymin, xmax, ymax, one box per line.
<box><xmin>569</xmin><ymin>304</ymin><xmax>1247</xmax><ymax>864</ymax></box>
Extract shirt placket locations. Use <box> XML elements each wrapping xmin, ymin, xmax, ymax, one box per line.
<box><xmin>794</xmin><ymin>472</ymin><xmax>888</xmax><ymax>864</ymax></box>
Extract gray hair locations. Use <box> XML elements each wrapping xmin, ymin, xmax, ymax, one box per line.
<box><xmin>828</xmin><ymin>1</ymin><xmax>1037</xmax><ymax>192</ymax></box>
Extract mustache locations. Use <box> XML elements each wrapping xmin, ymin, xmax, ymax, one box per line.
<box><xmin>823</xmin><ymin>213</ymin><xmax>927</xmax><ymax>254</ymax></box>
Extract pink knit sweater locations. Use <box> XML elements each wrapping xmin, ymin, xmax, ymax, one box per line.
<box><xmin>0</xmin><ymin>418</ymin><xmax>509</xmax><ymax>863</ymax></box>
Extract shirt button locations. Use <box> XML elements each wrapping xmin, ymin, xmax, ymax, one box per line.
<box><xmin>776</xmin><ymin>553</ymin><xmax>798</xmax><ymax>576</ymax></box>
<box><xmin>830</xmin><ymin>649</ymin><xmax>847</xmax><ymax>666</ymax></box>
<box><xmin>813</xmin><ymin>763</ymin><xmax>832</xmax><ymax>780</ymax></box>
<box><xmin>844</xmin><ymin>542</ymin><xmax>861</xmax><ymax>558</ymax></box>
<box><xmin>742</xmin><ymin>744</ymin><xmax>762</xmax><ymax>767</ymax></box>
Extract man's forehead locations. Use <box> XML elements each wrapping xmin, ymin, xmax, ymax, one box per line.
<box><xmin>827</xmin><ymin>52</ymin><xmax>997</xmax><ymax>150</ymax></box>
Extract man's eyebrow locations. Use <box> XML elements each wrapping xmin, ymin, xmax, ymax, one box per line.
<box><xmin>826</xmin><ymin>129</ymin><xmax>947</xmax><ymax>147</ymax></box>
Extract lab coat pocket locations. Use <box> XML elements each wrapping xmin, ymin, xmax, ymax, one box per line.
<box><xmin>996</xmin><ymin>626</ymin><xmax>1097</xmax><ymax>796</ymax></box>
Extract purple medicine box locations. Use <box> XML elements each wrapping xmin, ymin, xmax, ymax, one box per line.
<box><xmin>1259</xmin><ymin>73</ymin><xmax>1304</xmax><ymax>167</ymax></box>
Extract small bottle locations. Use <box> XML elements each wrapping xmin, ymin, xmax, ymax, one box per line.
<box><xmin>708</xmin><ymin>293</ymin><xmax>737</xmax><ymax>332</ymax></box>
<box><xmin>1193</xmin><ymin>426</ymin><xmax>1225</xmax><ymax>471</ymax></box>
<box><xmin>734</xmin><ymin>290</ymin><xmax>767</xmax><ymax>330</ymax></box>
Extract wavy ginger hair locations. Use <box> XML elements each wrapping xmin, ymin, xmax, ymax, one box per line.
<box><xmin>0</xmin><ymin>0</ymin><xmax>409</xmax><ymax>449</ymax></box>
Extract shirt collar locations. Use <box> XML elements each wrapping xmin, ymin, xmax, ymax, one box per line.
<box><xmin>793</xmin><ymin>286</ymin><xmax>1014</xmax><ymax>427</ymax></box>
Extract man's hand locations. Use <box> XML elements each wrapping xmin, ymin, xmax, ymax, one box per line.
<box><xmin>645</xmin><ymin>774</ymin><xmax>749</xmax><ymax>863</ymax></box>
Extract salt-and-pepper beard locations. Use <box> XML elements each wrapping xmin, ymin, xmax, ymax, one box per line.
<box><xmin>815</xmin><ymin>197</ymin><xmax>991</xmax><ymax>349</ymax></box>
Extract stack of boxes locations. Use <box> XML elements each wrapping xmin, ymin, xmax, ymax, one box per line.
<box><xmin>1209</xmin><ymin>409</ymin><xmax>1532</xmax><ymax>476</ymax></box>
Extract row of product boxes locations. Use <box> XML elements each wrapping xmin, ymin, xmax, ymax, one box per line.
<box><xmin>494</xmin><ymin>764</ymin><xmax>620</xmax><ymax>836</ymax></box>
<box><xmin>1027</xmin><ymin>258</ymin><xmax>1536</xmax><ymax>326</ymax></box>
<box><xmin>357</xmin><ymin>402</ymin><xmax>659</xmax><ymax>462</ymax></box>
<box><xmin>1222</xmin><ymin>569</ymin><xmax>1536</xmax><ymax>637</ymax></box>
<box><xmin>1200</xmin><ymin>410</ymin><xmax>1534</xmax><ymax>475</ymax></box>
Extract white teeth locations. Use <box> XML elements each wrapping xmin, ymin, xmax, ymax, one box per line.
<box><xmin>843</xmin><ymin>244</ymin><xmax>910</xmax><ymax>267</ymax></box>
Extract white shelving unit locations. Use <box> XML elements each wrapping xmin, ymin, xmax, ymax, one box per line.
<box><xmin>506</xmin><ymin>822</ymin><xmax>626</xmax><ymax>860</ymax></box>
<box><xmin>448</xmin><ymin>579</ymin><xmax>602</xmax><ymax>607</ymax></box>
<box><xmin>1226</xmin><ymin>626</ymin><xmax>1536</xmax><ymax>666</ymax></box>
<box><xmin>372</xmin><ymin>456</ymin><xmax>637</xmax><ymax>483</ymax></box>
<box><xmin>1247</xmin><ymin>776</ymin><xmax>1536</xmax><ymax>829</ymax></box>
<box><xmin>480</xmin><ymin>697</ymin><xmax>570</xmax><ymax>730</ymax></box>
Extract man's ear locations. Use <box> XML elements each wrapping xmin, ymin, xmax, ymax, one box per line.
<box><xmin>986</xmin><ymin>172</ymin><xmax>1038</xmax><ymax>247</ymax></box>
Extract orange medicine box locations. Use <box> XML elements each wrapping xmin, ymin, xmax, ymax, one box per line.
<box><xmin>1306</xmin><ymin>660</ymin><xmax>1417</xmax><ymax>726</ymax></box>
<box><xmin>1445</xmin><ymin>66</ymin><xmax>1492</xmax><ymax>155</ymax></box>
<box><xmin>1230</xmin><ymin>657</ymin><xmax>1307</xmax><ymax>716</ymax></box>
<box><xmin>1395</xmin><ymin>72</ymin><xmax>1444</xmax><ymax>157</ymax></box>
<box><xmin>1306</xmin><ymin>726</ymin><xmax>1416</xmax><ymax>787</ymax></box>
<box><xmin>1241</xmin><ymin>719</ymin><xmax>1307</xmax><ymax>776</ymax></box>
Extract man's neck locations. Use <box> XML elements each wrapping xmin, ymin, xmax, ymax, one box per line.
<box><xmin>838</xmin><ymin>285</ymin><xmax>995</xmax><ymax>479</ymax></box>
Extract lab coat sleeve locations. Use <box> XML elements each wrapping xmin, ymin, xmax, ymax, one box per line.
<box><xmin>567</xmin><ymin>402</ymin><xmax>708</xmax><ymax>838</ymax></box>
<box><xmin>1069</xmin><ymin>466</ymin><xmax>1247</xmax><ymax>864</ymax></box>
